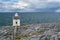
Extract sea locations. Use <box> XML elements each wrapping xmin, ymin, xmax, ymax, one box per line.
<box><xmin>0</xmin><ymin>12</ymin><xmax>60</xmax><ymax>26</ymax></box>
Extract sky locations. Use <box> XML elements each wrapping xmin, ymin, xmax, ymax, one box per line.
<box><xmin>0</xmin><ymin>0</ymin><xmax>60</xmax><ymax>12</ymax></box>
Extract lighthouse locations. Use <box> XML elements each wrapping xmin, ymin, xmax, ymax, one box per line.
<box><xmin>13</xmin><ymin>13</ymin><xmax>20</xmax><ymax>26</ymax></box>
<box><xmin>12</xmin><ymin>13</ymin><xmax>20</xmax><ymax>40</ymax></box>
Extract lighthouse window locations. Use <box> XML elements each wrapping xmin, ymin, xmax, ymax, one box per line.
<box><xmin>16</xmin><ymin>22</ymin><xmax>17</xmax><ymax>24</ymax></box>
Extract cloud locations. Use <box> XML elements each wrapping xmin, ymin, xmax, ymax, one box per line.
<box><xmin>0</xmin><ymin>0</ymin><xmax>60</xmax><ymax>12</ymax></box>
<box><xmin>12</xmin><ymin>1</ymin><xmax>29</xmax><ymax>9</ymax></box>
<box><xmin>47</xmin><ymin>0</ymin><xmax>60</xmax><ymax>2</ymax></box>
<box><xmin>55</xmin><ymin>9</ymin><xmax>60</xmax><ymax>12</ymax></box>
<box><xmin>0</xmin><ymin>1</ymin><xmax>29</xmax><ymax>12</ymax></box>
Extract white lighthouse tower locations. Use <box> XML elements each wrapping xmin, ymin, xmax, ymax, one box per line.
<box><xmin>13</xmin><ymin>13</ymin><xmax>20</xmax><ymax>26</ymax></box>
<box><xmin>12</xmin><ymin>13</ymin><xmax>20</xmax><ymax>40</ymax></box>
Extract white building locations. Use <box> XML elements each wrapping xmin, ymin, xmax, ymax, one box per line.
<box><xmin>13</xmin><ymin>13</ymin><xmax>20</xmax><ymax>26</ymax></box>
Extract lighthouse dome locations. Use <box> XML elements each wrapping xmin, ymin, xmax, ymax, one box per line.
<box><xmin>13</xmin><ymin>13</ymin><xmax>20</xmax><ymax>19</ymax></box>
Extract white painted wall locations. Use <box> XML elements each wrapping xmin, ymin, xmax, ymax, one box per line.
<box><xmin>13</xmin><ymin>19</ymin><xmax>20</xmax><ymax>26</ymax></box>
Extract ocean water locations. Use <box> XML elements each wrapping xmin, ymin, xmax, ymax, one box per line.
<box><xmin>0</xmin><ymin>12</ymin><xmax>60</xmax><ymax>26</ymax></box>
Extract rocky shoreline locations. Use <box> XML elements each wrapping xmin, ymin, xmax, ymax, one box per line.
<box><xmin>0</xmin><ymin>23</ymin><xmax>60</xmax><ymax>40</ymax></box>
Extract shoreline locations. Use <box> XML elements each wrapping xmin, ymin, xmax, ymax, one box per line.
<box><xmin>0</xmin><ymin>22</ymin><xmax>60</xmax><ymax>27</ymax></box>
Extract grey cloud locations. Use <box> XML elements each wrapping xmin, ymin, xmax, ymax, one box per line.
<box><xmin>0</xmin><ymin>0</ymin><xmax>60</xmax><ymax>12</ymax></box>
